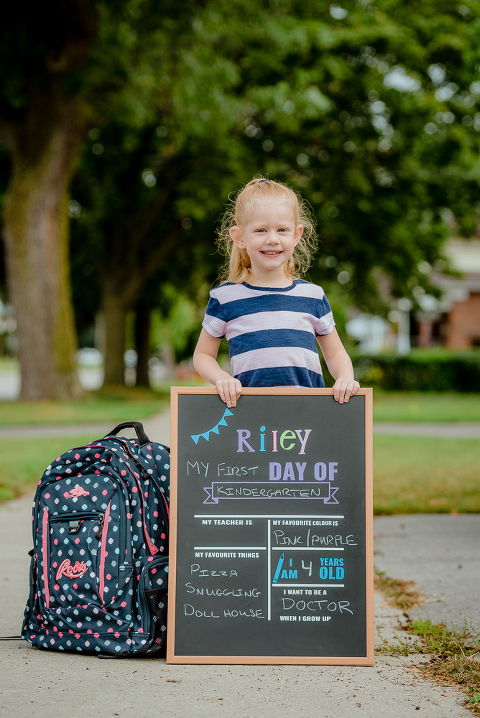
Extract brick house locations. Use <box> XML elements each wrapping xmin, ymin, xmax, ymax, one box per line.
<box><xmin>416</xmin><ymin>238</ymin><xmax>480</xmax><ymax>349</ymax></box>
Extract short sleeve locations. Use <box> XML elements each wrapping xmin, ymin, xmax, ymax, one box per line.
<box><xmin>314</xmin><ymin>293</ymin><xmax>335</xmax><ymax>336</ymax></box>
<box><xmin>202</xmin><ymin>294</ymin><xmax>227</xmax><ymax>338</ymax></box>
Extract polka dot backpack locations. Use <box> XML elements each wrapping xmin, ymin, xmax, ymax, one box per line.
<box><xmin>21</xmin><ymin>422</ymin><xmax>169</xmax><ymax>657</ymax></box>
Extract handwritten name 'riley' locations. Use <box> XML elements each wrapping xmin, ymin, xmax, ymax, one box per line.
<box><xmin>236</xmin><ymin>427</ymin><xmax>311</xmax><ymax>454</ymax></box>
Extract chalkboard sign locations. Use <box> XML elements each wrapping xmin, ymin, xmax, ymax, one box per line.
<box><xmin>168</xmin><ymin>388</ymin><xmax>373</xmax><ymax>665</ymax></box>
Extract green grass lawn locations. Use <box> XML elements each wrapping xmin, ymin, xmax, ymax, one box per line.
<box><xmin>373</xmin><ymin>391</ymin><xmax>480</xmax><ymax>422</ymax></box>
<box><xmin>0</xmin><ymin>388</ymin><xmax>167</xmax><ymax>427</ymax></box>
<box><xmin>0</xmin><ymin>434</ymin><xmax>95</xmax><ymax>502</ymax></box>
<box><xmin>0</xmin><ymin>387</ymin><xmax>479</xmax><ymax>511</ymax></box>
<box><xmin>1</xmin><ymin>389</ymin><xmax>479</xmax><ymax>426</ymax></box>
<box><xmin>2</xmin><ymin>432</ymin><xmax>479</xmax><ymax>512</ymax></box>
<box><xmin>374</xmin><ymin>435</ymin><xmax>480</xmax><ymax>514</ymax></box>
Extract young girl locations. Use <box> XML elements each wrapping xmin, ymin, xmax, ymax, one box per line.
<box><xmin>193</xmin><ymin>178</ymin><xmax>360</xmax><ymax>408</ymax></box>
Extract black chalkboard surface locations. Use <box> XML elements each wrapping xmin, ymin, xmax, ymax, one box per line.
<box><xmin>168</xmin><ymin>388</ymin><xmax>373</xmax><ymax>665</ymax></box>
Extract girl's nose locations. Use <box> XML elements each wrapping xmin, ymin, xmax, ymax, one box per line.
<box><xmin>265</xmin><ymin>232</ymin><xmax>279</xmax><ymax>244</ymax></box>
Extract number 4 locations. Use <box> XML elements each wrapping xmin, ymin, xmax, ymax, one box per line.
<box><xmin>301</xmin><ymin>560</ymin><xmax>312</xmax><ymax>577</ymax></box>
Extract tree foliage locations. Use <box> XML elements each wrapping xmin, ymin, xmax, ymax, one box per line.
<box><xmin>2</xmin><ymin>0</ymin><xmax>480</xmax><ymax>392</ymax></box>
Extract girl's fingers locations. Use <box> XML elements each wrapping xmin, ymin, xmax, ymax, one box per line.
<box><xmin>333</xmin><ymin>379</ymin><xmax>360</xmax><ymax>403</ymax></box>
<box><xmin>350</xmin><ymin>380</ymin><xmax>360</xmax><ymax>397</ymax></box>
<box><xmin>216</xmin><ymin>378</ymin><xmax>242</xmax><ymax>407</ymax></box>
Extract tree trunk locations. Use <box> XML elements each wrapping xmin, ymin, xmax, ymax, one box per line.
<box><xmin>102</xmin><ymin>288</ymin><xmax>129</xmax><ymax>386</ymax></box>
<box><xmin>134</xmin><ymin>299</ymin><xmax>152</xmax><ymax>388</ymax></box>
<box><xmin>100</xmin><ymin>180</ymin><xmax>182</xmax><ymax>386</ymax></box>
<box><xmin>2</xmin><ymin>92</ymin><xmax>84</xmax><ymax>400</ymax></box>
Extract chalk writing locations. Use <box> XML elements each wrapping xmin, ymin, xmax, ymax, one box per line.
<box><xmin>203</xmin><ymin>482</ymin><xmax>339</xmax><ymax>504</ymax></box>
<box><xmin>171</xmin><ymin>388</ymin><xmax>371</xmax><ymax>663</ymax></box>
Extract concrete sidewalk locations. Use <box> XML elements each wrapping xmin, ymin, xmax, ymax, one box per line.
<box><xmin>2</xmin><ymin>418</ymin><xmax>480</xmax><ymax>439</ymax></box>
<box><xmin>1</xmin><ymin>497</ymin><xmax>475</xmax><ymax>718</ymax></box>
<box><xmin>0</xmin><ymin>410</ymin><xmax>478</xmax><ymax>717</ymax></box>
<box><xmin>0</xmin><ymin>410</ymin><xmax>171</xmax><ymax>440</ymax></box>
<box><xmin>374</xmin><ymin>514</ymin><xmax>480</xmax><ymax>633</ymax></box>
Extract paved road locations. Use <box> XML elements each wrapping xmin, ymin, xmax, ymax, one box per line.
<box><xmin>373</xmin><ymin>422</ymin><xmax>480</xmax><ymax>438</ymax></box>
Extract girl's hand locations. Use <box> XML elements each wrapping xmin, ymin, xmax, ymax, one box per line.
<box><xmin>215</xmin><ymin>377</ymin><xmax>243</xmax><ymax>408</ymax></box>
<box><xmin>333</xmin><ymin>378</ymin><xmax>360</xmax><ymax>404</ymax></box>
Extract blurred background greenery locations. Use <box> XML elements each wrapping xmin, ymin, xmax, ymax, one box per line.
<box><xmin>0</xmin><ymin>1</ymin><xmax>479</xmax><ymax>512</ymax></box>
<box><xmin>1</xmin><ymin>0</ymin><xmax>480</xmax><ymax>398</ymax></box>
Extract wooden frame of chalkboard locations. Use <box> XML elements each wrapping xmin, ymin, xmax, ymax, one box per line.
<box><xmin>167</xmin><ymin>387</ymin><xmax>373</xmax><ymax>665</ymax></box>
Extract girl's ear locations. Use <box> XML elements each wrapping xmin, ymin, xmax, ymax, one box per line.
<box><xmin>230</xmin><ymin>226</ymin><xmax>244</xmax><ymax>248</ymax></box>
<box><xmin>294</xmin><ymin>225</ymin><xmax>304</xmax><ymax>246</ymax></box>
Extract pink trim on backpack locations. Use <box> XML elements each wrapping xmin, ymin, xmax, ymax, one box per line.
<box><xmin>42</xmin><ymin>506</ymin><xmax>50</xmax><ymax>609</ymax></box>
<box><xmin>99</xmin><ymin>500</ymin><xmax>111</xmax><ymax>603</ymax></box>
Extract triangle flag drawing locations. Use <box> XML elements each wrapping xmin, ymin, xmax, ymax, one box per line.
<box><xmin>191</xmin><ymin>407</ymin><xmax>234</xmax><ymax>444</ymax></box>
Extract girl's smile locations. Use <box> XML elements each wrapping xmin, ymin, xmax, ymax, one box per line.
<box><xmin>230</xmin><ymin>201</ymin><xmax>303</xmax><ymax>286</ymax></box>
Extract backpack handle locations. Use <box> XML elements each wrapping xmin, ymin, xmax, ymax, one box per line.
<box><xmin>105</xmin><ymin>421</ymin><xmax>151</xmax><ymax>445</ymax></box>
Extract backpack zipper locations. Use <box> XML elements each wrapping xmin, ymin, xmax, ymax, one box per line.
<box><xmin>98</xmin><ymin>500</ymin><xmax>112</xmax><ymax>603</ymax></box>
<box><xmin>42</xmin><ymin>507</ymin><xmax>50</xmax><ymax>611</ymax></box>
<box><xmin>50</xmin><ymin>511</ymin><xmax>105</xmax><ymax>535</ymax></box>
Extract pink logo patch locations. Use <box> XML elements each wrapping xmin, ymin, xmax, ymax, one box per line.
<box><xmin>56</xmin><ymin>559</ymin><xmax>88</xmax><ymax>581</ymax></box>
<box><xmin>64</xmin><ymin>485</ymin><xmax>90</xmax><ymax>499</ymax></box>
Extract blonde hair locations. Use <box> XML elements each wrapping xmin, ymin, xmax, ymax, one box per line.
<box><xmin>216</xmin><ymin>177</ymin><xmax>318</xmax><ymax>284</ymax></box>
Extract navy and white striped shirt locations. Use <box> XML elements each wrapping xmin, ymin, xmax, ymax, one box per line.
<box><xmin>202</xmin><ymin>280</ymin><xmax>335</xmax><ymax>388</ymax></box>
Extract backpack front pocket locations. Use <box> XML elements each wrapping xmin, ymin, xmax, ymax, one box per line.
<box><xmin>48</xmin><ymin>509</ymin><xmax>108</xmax><ymax>608</ymax></box>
